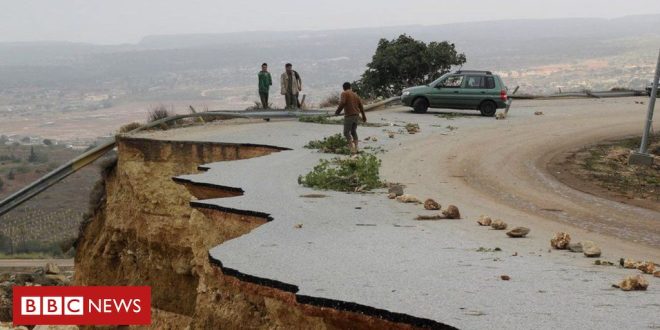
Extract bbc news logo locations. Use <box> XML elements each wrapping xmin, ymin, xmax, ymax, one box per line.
<box><xmin>13</xmin><ymin>286</ymin><xmax>150</xmax><ymax>325</ymax></box>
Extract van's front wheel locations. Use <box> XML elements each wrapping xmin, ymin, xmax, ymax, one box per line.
<box><xmin>412</xmin><ymin>98</ymin><xmax>429</xmax><ymax>113</ymax></box>
<box><xmin>479</xmin><ymin>101</ymin><xmax>497</xmax><ymax>117</ymax></box>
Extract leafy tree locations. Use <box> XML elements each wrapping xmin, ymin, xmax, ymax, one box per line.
<box><xmin>353</xmin><ymin>34</ymin><xmax>466</xmax><ymax>98</ymax></box>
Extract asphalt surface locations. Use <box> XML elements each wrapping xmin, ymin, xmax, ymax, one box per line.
<box><xmin>138</xmin><ymin>97</ymin><xmax>660</xmax><ymax>330</ymax></box>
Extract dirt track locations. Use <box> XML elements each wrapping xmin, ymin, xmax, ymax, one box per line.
<box><xmin>381</xmin><ymin>97</ymin><xmax>660</xmax><ymax>260</ymax></box>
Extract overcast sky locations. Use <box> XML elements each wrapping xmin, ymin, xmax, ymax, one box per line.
<box><xmin>1</xmin><ymin>0</ymin><xmax>660</xmax><ymax>44</ymax></box>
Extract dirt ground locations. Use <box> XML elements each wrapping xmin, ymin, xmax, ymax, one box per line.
<box><xmin>550</xmin><ymin>135</ymin><xmax>659</xmax><ymax>211</ymax></box>
<box><xmin>379</xmin><ymin>96</ymin><xmax>660</xmax><ymax>255</ymax></box>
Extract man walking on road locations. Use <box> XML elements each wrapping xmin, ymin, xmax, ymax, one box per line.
<box><xmin>258</xmin><ymin>63</ymin><xmax>272</xmax><ymax>109</ymax></box>
<box><xmin>335</xmin><ymin>82</ymin><xmax>366</xmax><ymax>154</ymax></box>
<box><xmin>280</xmin><ymin>63</ymin><xmax>302</xmax><ymax>109</ymax></box>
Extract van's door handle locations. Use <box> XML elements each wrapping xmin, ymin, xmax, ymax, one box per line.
<box><xmin>453</xmin><ymin>91</ymin><xmax>459</xmax><ymax>93</ymax></box>
<box><xmin>481</xmin><ymin>91</ymin><xmax>486</xmax><ymax>94</ymax></box>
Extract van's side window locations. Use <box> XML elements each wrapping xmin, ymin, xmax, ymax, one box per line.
<box><xmin>466</xmin><ymin>75</ymin><xmax>496</xmax><ymax>89</ymax></box>
<box><xmin>441</xmin><ymin>75</ymin><xmax>464</xmax><ymax>88</ymax></box>
<box><xmin>466</xmin><ymin>76</ymin><xmax>484</xmax><ymax>89</ymax></box>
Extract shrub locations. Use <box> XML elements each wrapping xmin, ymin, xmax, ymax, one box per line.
<box><xmin>28</xmin><ymin>146</ymin><xmax>48</xmax><ymax>163</ymax></box>
<box><xmin>119</xmin><ymin>122</ymin><xmax>143</xmax><ymax>133</ymax></box>
<box><xmin>319</xmin><ymin>92</ymin><xmax>341</xmax><ymax>108</ymax></box>
<box><xmin>148</xmin><ymin>104</ymin><xmax>173</xmax><ymax>123</ymax></box>
<box><xmin>43</xmin><ymin>139</ymin><xmax>53</xmax><ymax>146</ymax></box>
<box><xmin>0</xmin><ymin>177</ymin><xmax>4</xmax><ymax>191</ymax></box>
<box><xmin>305</xmin><ymin>134</ymin><xmax>351</xmax><ymax>155</ymax></box>
<box><xmin>298</xmin><ymin>154</ymin><xmax>383</xmax><ymax>192</ymax></box>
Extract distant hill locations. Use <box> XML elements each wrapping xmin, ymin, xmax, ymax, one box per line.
<box><xmin>0</xmin><ymin>14</ymin><xmax>658</xmax><ymax>97</ymax></box>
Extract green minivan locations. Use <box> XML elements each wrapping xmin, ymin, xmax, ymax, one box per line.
<box><xmin>400</xmin><ymin>70</ymin><xmax>508</xmax><ymax>116</ymax></box>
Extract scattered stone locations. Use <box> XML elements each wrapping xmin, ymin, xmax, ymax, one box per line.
<box><xmin>620</xmin><ymin>258</ymin><xmax>639</xmax><ymax>269</ymax></box>
<box><xmin>512</xmin><ymin>252</ymin><xmax>518</xmax><ymax>256</ymax></box>
<box><xmin>477</xmin><ymin>247</ymin><xmax>501</xmax><ymax>252</ymax></box>
<box><xmin>500</xmin><ymin>275</ymin><xmax>510</xmax><ymax>281</ymax></box>
<box><xmin>300</xmin><ymin>193</ymin><xmax>328</xmax><ymax>198</ymax></box>
<box><xmin>614</xmin><ymin>275</ymin><xmax>649</xmax><ymax>291</ymax></box>
<box><xmin>636</xmin><ymin>261</ymin><xmax>656</xmax><ymax>274</ymax></box>
<box><xmin>534</xmin><ymin>111</ymin><xmax>544</xmax><ymax>115</ymax></box>
<box><xmin>490</xmin><ymin>220</ymin><xmax>507</xmax><ymax>230</ymax></box>
<box><xmin>423</xmin><ymin>199</ymin><xmax>441</xmax><ymax>210</ymax></box>
<box><xmin>567</xmin><ymin>242</ymin><xmax>583</xmax><ymax>253</ymax></box>
<box><xmin>477</xmin><ymin>215</ymin><xmax>492</xmax><ymax>226</ymax></box>
<box><xmin>495</xmin><ymin>112</ymin><xmax>506</xmax><ymax>120</ymax></box>
<box><xmin>442</xmin><ymin>205</ymin><xmax>461</xmax><ymax>219</ymax></box>
<box><xmin>506</xmin><ymin>227</ymin><xmax>530</xmax><ymax>238</ymax></box>
<box><xmin>388</xmin><ymin>132</ymin><xmax>395</xmax><ymax>138</ymax></box>
<box><xmin>387</xmin><ymin>192</ymin><xmax>396</xmax><ymax>199</ymax></box>
<box><xmin>550</xmin><ymin>232</ymin><xmax>571</xmax><ymax>249</ymax></box>
<box><xmin>581</xmin><ymin>241</ymin><xmax>601</xmax><ymax>257</ymax></box>
<box><xmin>594</xmin><ymin>260</ymin><xmax>614</xmax><ymax>266</ymax></box>
<box><xmin>388</xmin><ymin>184</ymin><xmax>405</xmax><ymax>197</ymax></box>
<box><xmin>396</xmin><ymin>194</ymin><xmax>420</xmax><ymax>203</ymax></box>
<box><xmin>294</xmin><ymin>224</ymin><xmax>303</xmax><ymax>229</ymax></box>
<box><xmin>44</xmin><ymin>263</ymin><xmax>60</xmax><ymax>275</ymax></box>
<box><xmin>405</xmin><ymin>123</ymin><xmax>420</xmax><ymax>134</ymax></box>
<box><xmin>415</xmin><ymin>214</ymin><xmax>444</xmax><ymax>220</ymax></box>
<box><xmin>654</xmin><ymin>271</ymin><xmax>660</xmax><ymax>278</ymax></box>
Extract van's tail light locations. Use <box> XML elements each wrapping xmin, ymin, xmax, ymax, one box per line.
<box><xmin>500</xmin><ymin>89</ymin><xmax>508</xmax><ymax>101</ymax></box>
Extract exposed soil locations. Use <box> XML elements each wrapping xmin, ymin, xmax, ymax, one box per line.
<box><xmin>550</xmin><ymin>135</ymin><xmax>660</xmax><ymax>211</ymax></box>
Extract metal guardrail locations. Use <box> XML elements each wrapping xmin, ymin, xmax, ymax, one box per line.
<box><xmin>0</xmin><ymin>98</ymin><xmax>402</xmax><ymax>217</ymax></box>
<box><xmin>509</xmin><ymin>90</ymin><xmax>646</xmax><ymax>100</ymax></box>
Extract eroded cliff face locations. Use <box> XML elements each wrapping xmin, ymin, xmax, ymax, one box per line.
<box><xmin>74</xmin><ymin>136</ymin><xmax>430</xmax><ymax>330</ymax></box>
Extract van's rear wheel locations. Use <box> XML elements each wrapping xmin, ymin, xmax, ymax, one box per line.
<box><xmin>412</xmin><ymin>98</ymin><xmax>429</xmax><ymax>113</ymax></box>
<box><xmin>479</xmin><ymin>101</ymin><xmax>497</xmax><ymax>117</ymax></box>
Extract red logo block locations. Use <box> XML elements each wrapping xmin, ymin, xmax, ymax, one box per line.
<box><xmin>13</xmin><ymin>286</ymin><xmax>150</xmax><ymax>325</ymax></box>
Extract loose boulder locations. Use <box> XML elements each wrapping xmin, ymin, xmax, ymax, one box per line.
<box><xmin>620</xmin><ymin>258</ymin><xmax>639</xmax><ymax>269</ymax></box>
<box><xmin>44</xmin><ymin>262</ymin><xmax>60</xmax><ymax>275</ymax></box>
<box><xmin>567</xmin><ymin>242</ymin><xmax>583</xmax><ymax>253</ymax></box>
<box><xmin>491</xmin><ymin>220</ymin><xmax>507</xmax><ymax>230</ymax></box>
<box><xmin>615</xmin><ymin>275</ymin><xmax>649</xmax><ymax>291</ymax></box>
<box><xmin>396</xmin><ymin>194</ymin><xmax>420</xmax><ymax>203</ymax></box>
<box><xmin>637</xmin><ymin>261</ymin><xmax>656</xmax><ymax>274</ymax></box>
<box><xmin>388</xmin><ymin>184</ymin><xmax>405</xmax><ymax>197</ymax></box>
<box><xmin>442</xmin><ymin>205</ymin><xmax>461</xmax><ymax>219</ymax></box>
<box><xmin>387</xmin><ymin>192</ymin><xmax>396</xmax><ymax>199</ymax></box>
<box><xmin>550</xmin><ymin>232</ymin><xmax>571</xmax><ymax>249</ymax></box>
<box><xmin>506</xmin><ymin>227</ymin><xmax>530</xmax><ymax>238</ymax></box>
<box><xmin>477</xmin><ymin>215</ymin><xmax>492</xmax><ymax>226</ymax></box>
<box><xmin>654</xmin><ymin>271</ymin><xmax>660</xmax><ymax>278</ymax></box>
<box><xmin>581</xmin><ymin>240</ymin><xmax>601</xmax><ymax>258</ymax></box>
<box><xmin>424</xmin><ymin>199</ymin><xmax>441</xmax><ymax>210</ymax></box>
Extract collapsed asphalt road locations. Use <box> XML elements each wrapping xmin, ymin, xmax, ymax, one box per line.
<box><xmin>136</xmin><ymin>96</ymin><xmax>659</xmax><ymax>329</ymax></box>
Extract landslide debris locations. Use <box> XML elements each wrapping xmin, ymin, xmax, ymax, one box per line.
<box><xmin>550</xmin><ymin>232</ymin><xmax>571</xmax><ymax>249</ymax></box>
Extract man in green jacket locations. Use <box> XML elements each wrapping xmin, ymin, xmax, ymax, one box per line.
<box><xmin>258</xmin><ymin>63</ymin><xmax>272</xmax><ymax>109</ymax></box>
